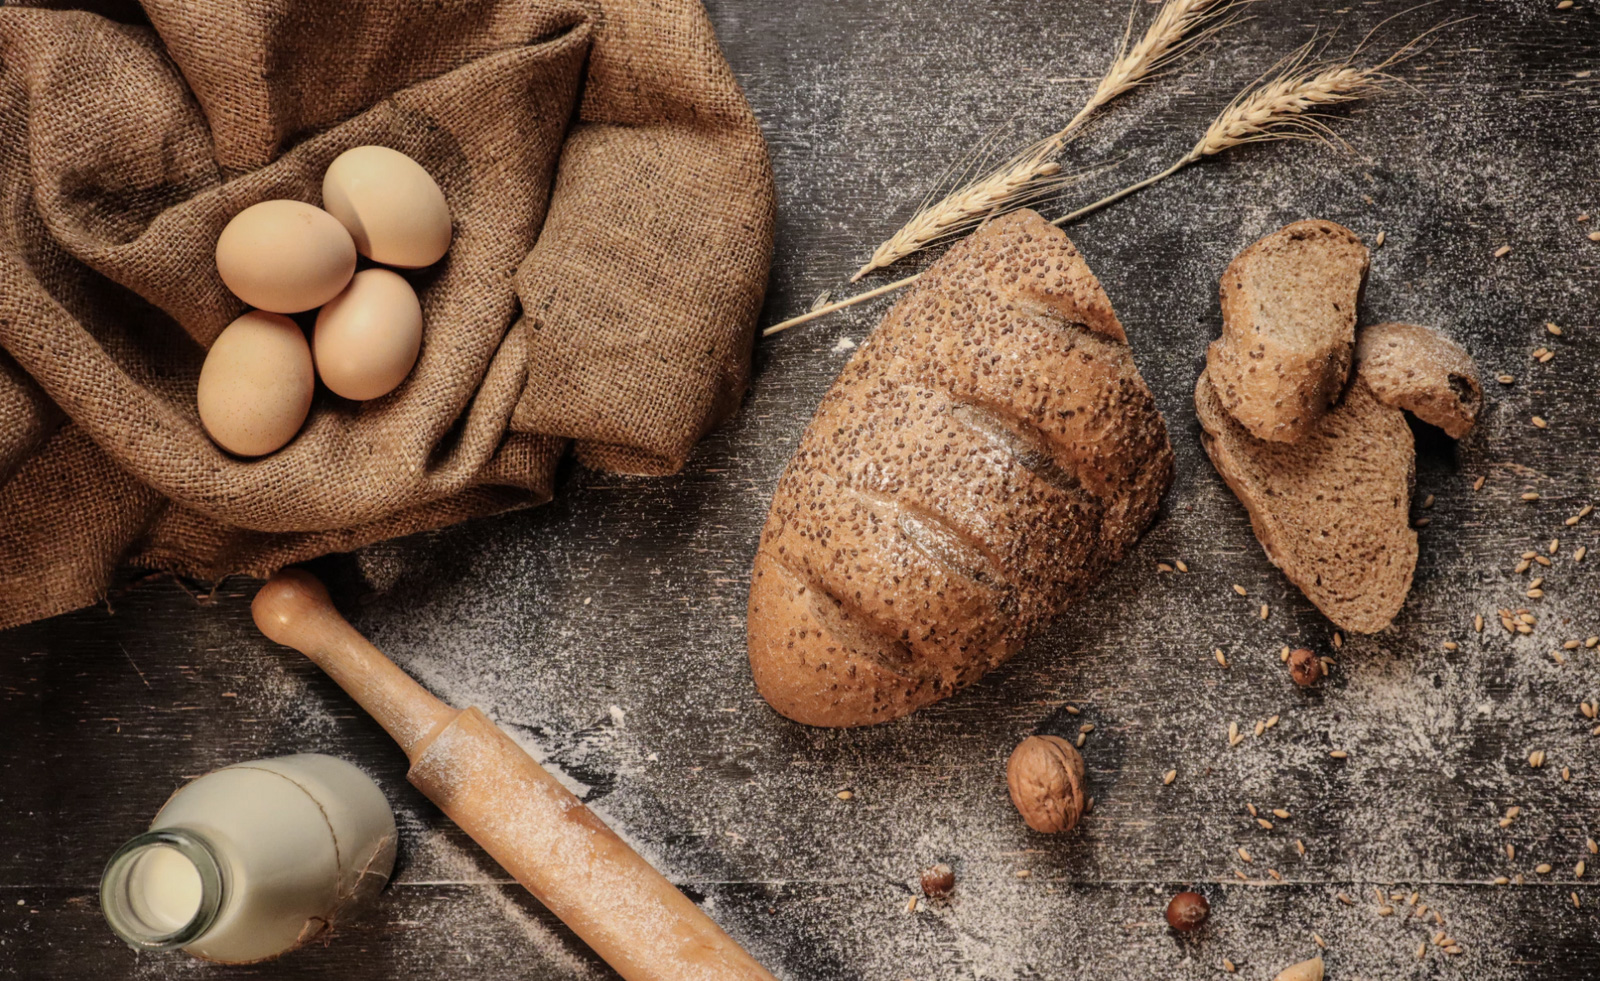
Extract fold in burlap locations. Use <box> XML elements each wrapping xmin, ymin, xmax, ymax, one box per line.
<box><xmin>0</xmin><ymin>0</ymin><xmax>775</xmax><ymax>629</ymax></box>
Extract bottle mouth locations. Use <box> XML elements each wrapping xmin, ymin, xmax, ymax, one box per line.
<box><xmin>100</xmin><ymin>828</ymin><xmax>224</xmax><ymax>950</ymax></box>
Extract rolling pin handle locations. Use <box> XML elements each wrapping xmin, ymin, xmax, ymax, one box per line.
<box><xmin>252</xmin><ymin>568</ymin><xmax>455</xmax><ymax>758</ymax></box>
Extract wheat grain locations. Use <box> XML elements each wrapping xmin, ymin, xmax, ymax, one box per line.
<box><xmin>853</xmin><ymin>0</ymin><xmax>1234</xmax><ymax>281</ymax></box>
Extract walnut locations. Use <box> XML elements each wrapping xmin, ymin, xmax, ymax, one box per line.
<box><xmin>1288</xmin><ymin>648</ymin><xmax>1323</xmax><ymax>687</ymax></box>
<box><xmin>1005</xmin><ymin>735</ymin><xmax>1086</xmax><ymax>834</ymax></box>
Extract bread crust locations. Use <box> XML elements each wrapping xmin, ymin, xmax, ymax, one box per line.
<box><xmin>748</xmin><ymin>211</ymin><xmax>1173</xmax><ymax>727</ymax></box>
<box><xmin>1195</xmin><ymin>368</ymin><xmax>1416</xmax><ymax>634</ymax></box>
<box><xmin>1355</xmin><ymin>321</ymin><xmax>1481</xmax><ymax>439</ymax></box>
<box><xmin>1208</xmin><ymin>220</ymin><xmax>1369</xmax><ymax>443</ymax></box>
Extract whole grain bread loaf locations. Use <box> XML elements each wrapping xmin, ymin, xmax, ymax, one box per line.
<box><xmin>1355</xmin><ymin>322</ymin><xmax>1482</xmax><ymax>439</ymax></box>
<box><xmin>1207</xmin><ymin>220</ymin><xmax>1369</xmax><ymax>443</ymax></box>
<box><xmin>1195</xmin><ymin>368</ymin><xmax>1416</xmax><ymax>634</ymax></box>
<box><xmin>748</xmin><ymin>211</ymin><xmax>1173</xmax><ymax>727</ymax></box>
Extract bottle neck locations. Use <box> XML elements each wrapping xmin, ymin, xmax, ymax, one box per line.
<box><xmin>100</xmin><ymin>828</ymin><xmax>224</xmax><ymax>950</ymax></box>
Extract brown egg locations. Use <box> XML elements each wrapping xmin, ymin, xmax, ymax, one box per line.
<box><xmin>313</xmin><ymin>269</ymin><xmax>423</xmax><ymax>401</ymax></box>
<box><xmin>321</xmin><ymin>146</ymin><xmax>452</xmax><ymax>268</ymax></box>
<box><xmin>215</xmin><ymin>200</ymin><xmax>356</xmax><ymax>313</ymax></box>
<box><xmin>197</xmin><ymin>311</ymin><xmax>315</xmax><ymax>456</ymax></box>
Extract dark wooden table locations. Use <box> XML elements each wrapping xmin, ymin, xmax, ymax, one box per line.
<box><xmin>4</xmin><ymin>2</ymin><xmax>1599</xmax><ymax>978</ymax></box>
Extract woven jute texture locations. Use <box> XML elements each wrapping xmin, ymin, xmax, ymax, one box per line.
<box><xmin>0</xmin><ymin>0</ymin><xmax>775</xmax><ymax>629</ymax></box>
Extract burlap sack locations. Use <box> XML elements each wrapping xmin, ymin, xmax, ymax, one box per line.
<box><xmin>0</xmin><ymin>0</ymin><xmax>775</xmax><ymax>629</ymax></box>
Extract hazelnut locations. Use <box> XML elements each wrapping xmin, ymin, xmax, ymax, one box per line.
<box><xmin>1165</xmin><ymin>890</ymin><xmax>1209</xmax><ymax>932</ymax></box>
<box><xmin>1005</xmin><ymin>734</ymin><xmax>1086</xmax><ymax>834</ymax></box>
<box><xmin>920</xmin><ymin>863</ymin><xmax>954</xmax><ymax>898</ymax></box>
<box><xmin>1288</xmin><ymin>648</ymin><xmax>1323</xmax><ymax>687</ymax></box>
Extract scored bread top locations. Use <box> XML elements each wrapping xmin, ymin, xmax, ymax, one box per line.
<box><xmin>1195</xmin><ymin>367</ymin><xmax>1416</xmax><ymax>634</ymax></box>
<box><xmin>1207</xmin><ymin>220</ymin><xmax>1369</xmax><ymax>443</ymax></box>
<box><xmin>748</xmin><ymin>210</ymin><xmax>1173</xmax><ymax>727</ymax></box>
<box><xmin>1355</xmin><ymin>321</ymin><xmax>1482</xmax><ymax>439</ymax></box>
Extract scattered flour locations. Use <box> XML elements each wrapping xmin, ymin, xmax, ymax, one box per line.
<box><xmin>217</xmin><ymin>4</ymin><xmax>1600</xmax><ymax>979</ymax></box>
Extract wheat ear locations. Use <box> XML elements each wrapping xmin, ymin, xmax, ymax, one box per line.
<box><xmin>1042</xmin><ymin>50</ymin><xmax>1395</xmax><ymax>225</ymax></box>
<box><xmin>766</xmin><ymin>53</ymin><xmax>1394</xmax><ymax>338</ymax></box>
<box><xmin>851</xmin><ymin>0</ymin><xmax>1235</xmax><ymax>282</ymax></box>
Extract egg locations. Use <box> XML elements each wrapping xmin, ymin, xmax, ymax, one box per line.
<box><xmin>197</xmin><ymin>311</ymin><xmax>315</xmax><ymax>457</ymax></box>
<box><xmin>215</xmin><ymin>200</ymin><xmax>356</xmax><ymax>313</ymax></box>
<box><xmin>313</xmin><ymin>268</ymin><xmax>424</xmax><ymax>400</ymax></box>
<box><xmin>321</xmin><ymin>146</ymin><xmax>452</xmax><ymax>268</ymax></box>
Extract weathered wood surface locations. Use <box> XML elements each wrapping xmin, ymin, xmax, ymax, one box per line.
<box><xmin>3</xmin><ymin>1</ymin><xmax>1600</xmax><ymax>978</ymax></box>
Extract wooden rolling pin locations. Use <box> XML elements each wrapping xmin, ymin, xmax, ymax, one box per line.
<box><xmin>252</xmin><ymin>569</ymin><xmax>779</xmax><ymax>981</ymax></box>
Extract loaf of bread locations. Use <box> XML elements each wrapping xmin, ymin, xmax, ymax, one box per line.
<box><xmin>1196</xmin><ymin>367</ymin><xmax>1416</xmax><ymax>634</ymax></box>
<box><xmin>1355</xmin><ymin>321</ymin><xmax>1482</xmax><ymax>438</ymax></box>
<box><xmin>1207</xmin><ymin>220</ymin><xmax>1368</xmax><ymax>443</ymax></box>
<box><xmin>748</xmin><ymin>211</ymin><xmax>1174</xmax><ymax>727</ymax></box>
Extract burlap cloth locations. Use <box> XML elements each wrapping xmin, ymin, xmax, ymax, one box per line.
<box><xmin>0</xmin><ymin>0</ymin><xmax>775</xmax><ymax>630</ymax></box>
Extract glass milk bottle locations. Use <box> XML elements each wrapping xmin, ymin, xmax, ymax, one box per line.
<box><xmin>100</xmin><ymin>754</ymin><xmax>396</xmax><ymax>963</ymax></box>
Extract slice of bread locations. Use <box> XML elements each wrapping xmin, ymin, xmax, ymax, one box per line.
<box><xmin>1207</xmin><ymin>220</ymin><xmax>1369</xmax><ymax>443</ymax></box>
<box><xmin>1195</xmin><ymin>367</ymin><xmax>1416</xmax><ymax>634</ymax></box>
<box><xmin>1355</xmin><ymin>322</ymin><xmax>1482</xmax><ymax>439</ymax></box>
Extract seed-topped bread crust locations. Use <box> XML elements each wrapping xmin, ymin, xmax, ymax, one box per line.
<box><xmin>1195</xmin><ymin>367</ymin><xmax>1416</xmax><ymax>634</ymax></box>
<box><xmin>1208</xmin><ymin>220</ymin><xmax>1369</xmax><ymax>443</ymax></box>
<box><xmin>748</xmin><ymin>210</ymin><xmax>1174</xmax><ymax>727</ymax></box>
<box><xmin>1356</xmin><ymin>321</ymin><xmax>1482</xmax><ymax>439</ymax></box>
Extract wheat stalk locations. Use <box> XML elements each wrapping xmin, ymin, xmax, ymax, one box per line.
<box><xmin>1039</xmin><ymin>49</ymin><xmax>1395</xmax><ymax>224</ymax></box>
<box><xmin>851</xmin><ymin>0</ymin><xmax>1235</xmax><ymax>282</ymax></box>
<box><xmin>766</xmin><ymin>51</ymin><xmax>1397</xmax><ymax>338</ymax></box>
